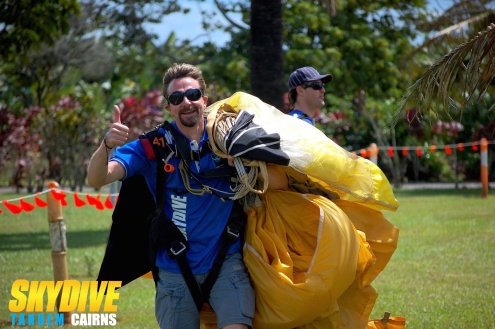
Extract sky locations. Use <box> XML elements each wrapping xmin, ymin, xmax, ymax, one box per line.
<box><xmin>145</xmin><ymin>0</ymin><xmax>454</xmax><ymax>47</ymax></box>
<box><xmin>144</xmin><ymin>0</ymin><xmax>241</xmax><ymax>46</ymax></box>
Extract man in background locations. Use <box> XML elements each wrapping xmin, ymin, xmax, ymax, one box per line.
<box><xmin>287</xmin><ymin>66</ymin><xmax>332</xmax><ymax>125</ymax></box>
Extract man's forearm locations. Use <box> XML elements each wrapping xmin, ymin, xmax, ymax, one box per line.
<box><xmin>87</xmin><ymin>142</ymin><xmax>113</xmax><ymax>188</ymax></box>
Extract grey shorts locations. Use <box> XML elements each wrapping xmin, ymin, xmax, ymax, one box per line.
<box><xmin>155</xmin><ymin>252</ymin><xmax>255</xmax><ymax>329</ymax></box>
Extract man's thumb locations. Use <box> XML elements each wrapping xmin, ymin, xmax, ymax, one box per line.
<box><xmin>113</xmin><ymin>105</ymin><xmax>121</xmax><ymax>124</ymax></box>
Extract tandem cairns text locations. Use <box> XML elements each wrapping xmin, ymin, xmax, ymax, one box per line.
<box><xmin>8</xmin><ymin>280</ymin><xmax>121</xmax><ymax>326</ymax></box>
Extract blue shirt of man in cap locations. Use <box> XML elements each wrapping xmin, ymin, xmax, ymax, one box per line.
<box><xmin>287</xmin><ymin>66</ymin><xmax>332</xmax><ymax>125</ymax></box>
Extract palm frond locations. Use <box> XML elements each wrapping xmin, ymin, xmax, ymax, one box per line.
<box><xmin>401</xmin><ymin>10</ymin><xmax>495</xmax><ymax>67</ymax></box>
<box><xmin>395</xmin><ymin>23</ymin><xmax>495</xmax><ymax>125</ymax></box>
<box><xmin>431</xmin><ymin>12</ymin><xmax>494</xmax><ymax>39</ymax></box>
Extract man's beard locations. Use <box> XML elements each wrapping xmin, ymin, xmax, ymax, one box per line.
<box><xmin>179</xmin><ymin>106</ymin><xmax>201</xmax><ymax>127</ymax></box>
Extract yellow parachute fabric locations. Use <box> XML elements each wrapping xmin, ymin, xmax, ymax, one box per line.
<box><xmin>206</xmin><ymin>91</ymin><xmax>399</xmax><ymax>212</ymax></box>
<box><xmin>244</xmin><ymin>190</ymin><xmax>376</xmax><ymax>328</ymax></box>
<box><xmin>201</xmin><ymin>92</ymin><xmax>402</xmax><ymax>328</ymax></box>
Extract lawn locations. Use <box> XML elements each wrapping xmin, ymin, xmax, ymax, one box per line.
<box><xmin>369</xmin><ymin>188</ymin><xmax>495</xmax><ymax>328</ymax></box>
<box><xmin>0</xmin><ymin>188</ymin><xmax>494</xmax><ymax>328</ymax></box>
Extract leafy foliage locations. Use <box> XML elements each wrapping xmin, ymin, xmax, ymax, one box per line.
<box><xmin>0</xmin><ymin>106</ymin><xmax>44</xmax><ymax>190</ymax></box>
<box><xmin>284</xmin><ymin>0</ymin><xmax>427</xmax><ymax>99</ymax></box>
<box><xmin>31</xmin><ymin>94</ymin><xmax>108</xmax><ymax>191</ymax></box>
<box><xmin>117</xmin><ymin>89</ymin><xmax>166</xmax><ymax>141</ymax></box>
<box><xmin>0</xmin><ymin>0</ymin><xmax>80</xmax><ymax>62</ymax></box>
<box><xmin>1</xmin><ymin>0</ymin><xmax>494</xmax><ymax>189</ymax></box>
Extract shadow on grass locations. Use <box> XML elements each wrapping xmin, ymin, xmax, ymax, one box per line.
<box><xmin>0</xmin><ymin>229</ymin><xmax>109</xmax><ymax>251</ymax></box>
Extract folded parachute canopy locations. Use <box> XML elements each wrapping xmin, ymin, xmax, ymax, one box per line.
<box><xmin>206</xmin><ymin>91</ymin><xmax>399</xmax><ymax>212</ymax></box>
<box><xmin>224</xmin><ymin>110</ymin><xmax>290</xmax><ymax>165</ymax></box>
<box><xmin>203</xmin><ymin>92</ymin><xmax>402</xmax><ymax>328</ymax></box>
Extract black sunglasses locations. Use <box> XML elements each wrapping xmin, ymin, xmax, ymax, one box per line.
<box><xmin>167</xmin><ymin>88</ymin><xmax>203</xmax><ymax>105</ymax></box>
<box><xmin>303</xmin><ymin>82</ymin><xmax>324</xmax><ymax>90</ymax></box>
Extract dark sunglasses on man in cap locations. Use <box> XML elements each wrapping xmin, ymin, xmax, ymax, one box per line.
<box><xmin>303</xmin><ymin>82</ymin><xmax>325</xmax><ymax>90</ymax></box>
<box><xmin>167</xmin><ymin>88</ymin><xmax>203</xmax><ymax>105</ymax></box>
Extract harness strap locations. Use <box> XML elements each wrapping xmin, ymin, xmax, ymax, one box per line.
<box><xmin>149</xmin><ymin>137</ymin><xmax>166</xmax><ymax>284</ymax></box>
<box><xmin>144</xmin><ymin>123</ymin><xmax>244</xmax><ymax>312</ymax></box>
<box><xmin>146</xmin><ymin>128</ymin><xmax>205</xmax><ymax>310</ymax></box>
<box><xmin>173</xmin><ymin>252</ymin><xmax>204</xmax><ymax>310</ymax></box>
<box><xmin>165</xmin><ymin>143</ymin><xmax>211</xmax><ymax>162</ymax></box>
<box><xmin>191</xmin><ymin>144</ymin><xmax>211</xmax><ymax>161</ymax></box>
<box><xmin>139</xmin><ymin>123</ymin><xmax>166</xmax><ymax>160</ymax></box>
<box><xmin>166</xmin><ymin>227</ymin><xmax>204</xmax><ymax>312</ymax></box>
<box><xmin>167</xmin><ymin>123</ymin><xmax>234</xmax><ymax>198</ymax></box>
<box><xmin>142</xmin><ymin>123</ymin><xmax>234</xmax><ymax>179</ymax></box>
<box><xmin>200</xmin><ymin>202</ymin><xmax>243</xmax><ymax>300</ymax></box>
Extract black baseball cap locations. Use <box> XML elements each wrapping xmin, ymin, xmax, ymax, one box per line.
<box><xmin>288</xmin><ymin>66</ymin><xmax>333</xmax><ymax>89</ymax></box>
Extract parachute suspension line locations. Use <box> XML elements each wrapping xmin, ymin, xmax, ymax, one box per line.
<box><xmin>230</xmin><ymin>158</ymin><xmax>268</xmax><ymax>199</ymax></box>
<box><xmin>177</xmin><ymin>161</ymin><xmax>236</xmax><ymax>198</ymax></box>
<box><xmin>208</xmin><ymin>107</ymin><xmax>271</xmax><ymax>200</ymax></box>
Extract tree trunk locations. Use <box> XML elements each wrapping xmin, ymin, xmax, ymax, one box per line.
<box><xmin>250</xmin><ymin>0</ymin><xmax>284</xmax><ymax>111</ymax></box>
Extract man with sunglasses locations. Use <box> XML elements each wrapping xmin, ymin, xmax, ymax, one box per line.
<box><xmin>287</xmin><ymin>66</ymin><xmax>333</xmax><ymax>125</ymax></box>
<box><xmin>87</xmin><ymin>63</ymin><xmax>257</xmax><ymax>329</ymax></box>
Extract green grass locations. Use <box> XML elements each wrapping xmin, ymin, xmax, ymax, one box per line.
<box><xmin>1</xmin><ymin>189</ymin><xmax>494</xmax><ymax>328</ymax></box>
<box><xmin>369</xmin><ymin>189</ymin><xmax>495</xmax><ymax>328</ymax></box>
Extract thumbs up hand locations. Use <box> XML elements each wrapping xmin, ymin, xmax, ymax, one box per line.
<box><xmin>103</xmin><ymin>105</ymin><xmax>130</xmax><ymax>149</ymax></box>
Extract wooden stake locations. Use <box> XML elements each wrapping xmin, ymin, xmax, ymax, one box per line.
<box><xmin>46</xmin><ymin>181</ymin><xmax>71</xmax><ymax>324</ymax></box>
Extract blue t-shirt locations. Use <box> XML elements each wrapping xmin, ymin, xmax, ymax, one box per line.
<box><xmin>288</xmin><ymin>109</ymin><xmax>314</xmax><ymax>125</ymax></box>
<box><xmin>110</xmin><ymin>120</ymin><xmax>240</xmax><ymax>275</ymax></box>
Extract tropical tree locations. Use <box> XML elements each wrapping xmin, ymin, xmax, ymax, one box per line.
<box><xmin>250</xmin><ymin>0</ymin><xmax>285</xmax><ymax>110</ymax></box>
<box><xmin>282</xmin><ymin>0</ymin><xmax>428</xmax><ymax>185</ymax></box>
<box><xmin>398</xmin><ymin>14</ymin><xmax>495</xmax><ymax>122</ymax></box>
<box><xmin>0</xmin><ymin>0</ymin><xmax>80</xmax><ymax>111</ymax></box>
<box><xmin>0</xmin><ymin>0</ymin><xmax>188</xmax><ymax>189</ymax></box>
<box><xmin>1</xmin><ymin>0</ymin><xmax>183</xmax><ymax>110</ymax></box>
<box><xmin>200</xmin><ymin>0</ymin><xmax>285</xmax><ymax>108</ymax></box>
<box><xmin>397</xmin><ymin>1</ymin><xmax>495</xmax><ymax>181</ymax></box>
<box><xmin>0</xmin><ymin>0</ymin><xmax>80</xmax><ymax>62</ymax></box>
